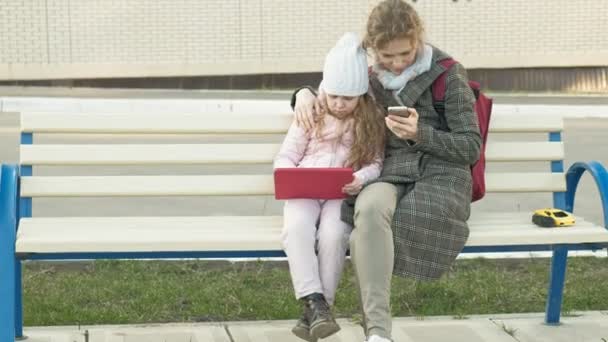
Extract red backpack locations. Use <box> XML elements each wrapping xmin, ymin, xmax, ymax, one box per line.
<box><xmin>432</xmin><ymin>58</ymin><xmax>492</xmax><ymax>202</ymax></box>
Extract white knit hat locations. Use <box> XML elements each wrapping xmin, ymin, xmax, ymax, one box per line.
<box><xmin>319</xmin><ymin>32</ymin><xmax>369</xmax><ymax>97</ymax></box>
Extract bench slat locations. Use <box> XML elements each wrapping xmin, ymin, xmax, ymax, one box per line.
<box><xmin>484</xmin><ymin>142</ymin><xmax>563</xmax><ymax>161</ymax></box>
<box><xmin>488</xmin><ymin>115</ymin><xmax>563</xmax><ymax>132</ymax></box>
<box><xmin>16</xmin><ymin>216</ymin><xmax>284</xmax><ymax>253</ymax></box>
<box><xmin>20</xmin><ymin>172</ymin><xmax>565</xmax><ymax>197</ymax></box>
<box><xmin>21</xmin><ymin>144</ymin><xmax>282</xmax><ymax>165</ymax></box>
<box><xmin>21</xmin><ymin>175</ymin><xmax>275</xmax><ymax>197</ymax></box>
<box><xmin>21</xmin><ymin>113</ymin><xmax>563</xmax><ymax>134</ymax></box>
<box><xmin>16</xmin><ymin>214</ymin><xmax>608</xmax><ymax>253</ymax></box>
<box><xmin>20</xmin><ymin>141</ymin><xmax>564</xmax><ymax>165</ymax></box>
<box><xmin>468</xmin><ymin>226</ymin><xmax>608</xmax><ymax>246</ymax></box>
<box><xmin>21</xmin><ymin>113</ymin><xmax>293</xmax><ymax>134</ymax></box>
<box><xmin>484</xmin><ymin>172</ymin><xmax>565</xmax><ymax>192</ymax></box>
<box><xmin>467</xmin><ymin>213</ymin><xmax>595</xmax><ymax>227</ymax></box>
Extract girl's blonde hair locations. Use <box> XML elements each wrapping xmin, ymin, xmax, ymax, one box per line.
<box><xmin>315</xmin><ymin>94</ymin><xmax>385</xmax><ymax>171</ymax></box>
<box><xmin>363</xmin><ymin>0</ymin><xmax>425</xmax><ymax>51</ymax></box>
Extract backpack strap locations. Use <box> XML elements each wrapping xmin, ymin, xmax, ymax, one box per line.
<box><xmin>432</xmin><ymin>58</ymin><xmax>458</xmax><ymax>103</ymax></box>
<box><xmin>433</xmin><ymin>58</ymin><xmax>481</xmax><ymax>103</ymax></box>
<box><xmin>432</xmin><ymin>58</ymin><xmax>457</xmax><ymax>119</ymax></box>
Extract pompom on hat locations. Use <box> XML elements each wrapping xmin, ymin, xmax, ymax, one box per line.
<box><xmin>319</xmin><ymin>32</ymin><xmax>369</xmax><ymax>97</ymax></box>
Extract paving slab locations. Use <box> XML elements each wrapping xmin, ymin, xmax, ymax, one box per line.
<box><xmin>491</xmin><ymin>311</ymin><xmax>608</xmax><ymax>342</ymax></box>
<box><xmin>226</xmin><ymin>319</ymin><xmax>366</xmax><ymax>342</ymax></box>
<box><xmin>391</xmin><ymin>316</ymin><xmax>516</xmax><ymax>342</ymax></box>
<box><xmin>23</xmin><ymin>323</ymin><xmax>230</xmax><ymax>342</ymax></box>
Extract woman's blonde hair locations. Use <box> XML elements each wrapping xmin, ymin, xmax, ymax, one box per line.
<box><xmin>363</xmin><ymin>0</ymin><xmax>425</xmax><ymax>51</ymax></box>
<box><xmin>315</xmin><ymin>94</ymin><xmax>385</xmax><ymax>171</ymax></box>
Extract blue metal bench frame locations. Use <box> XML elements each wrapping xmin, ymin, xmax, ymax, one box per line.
<box><xmin>1</xmin><ymin>131</ymin><xmax>608</xmax><ymax>341</ymax></box>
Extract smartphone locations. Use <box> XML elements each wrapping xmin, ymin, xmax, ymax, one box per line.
<box><xmin>387</xmin><ymin>106</ymin><xmax>410</xmax><ymax>117</ymax></box>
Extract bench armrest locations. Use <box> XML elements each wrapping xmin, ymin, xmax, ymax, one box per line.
<box><xmin>565</xmin><ymin>161</ymin><xmax>608</xmax><ymax>229</ymax></box>
<box><xmin>1</xmin><ymin>164</ymin><xmax>19</xmax><ymax>232</ymax></box>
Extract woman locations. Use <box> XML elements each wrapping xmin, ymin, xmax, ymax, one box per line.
<box><xmin>291</xmin><ymin>1</ymin><xmax>482</xmax><ymax>341</ymax></box>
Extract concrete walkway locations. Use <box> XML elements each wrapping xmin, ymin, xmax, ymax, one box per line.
<box><xmin>22</xmin><ymin>311</ymin><xmax>608</xmax><ymax>342</ymax></box>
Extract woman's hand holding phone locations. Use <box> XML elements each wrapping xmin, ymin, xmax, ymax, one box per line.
<box><xmin>385</xmin><ymin>106</ymin><xmax>419</xmax><ymax>141</ymax></box>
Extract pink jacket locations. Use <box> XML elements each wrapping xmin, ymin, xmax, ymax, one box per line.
<box><xmin>274</xmin><ymin>115</ymin><xmax>383</xmax><ymax>185</ymax></box>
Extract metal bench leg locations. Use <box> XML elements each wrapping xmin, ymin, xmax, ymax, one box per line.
<box><xmin>15</xmin><ymin>260</ymin><xmax>24</xmax><ymax>339</ymax></box>
<box><xmin>545</xmin><ymin>247</ymin><xmax>568</xmax><ymax>325</ymax></box>
<box><xmin>0</xmin><ymin>255</ymin><xmax>16</xmax><ymax>342</ymax></box>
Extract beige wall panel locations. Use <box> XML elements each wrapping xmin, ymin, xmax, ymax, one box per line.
<box><xmin>0</xmin><ymin>0</ymin><xmax>48</xmax><ymax>63</ymax></box>
<box><xmin>0</xmin><ymin>0</ymin><xmax>606</xmax><ymax>79</ymax></box>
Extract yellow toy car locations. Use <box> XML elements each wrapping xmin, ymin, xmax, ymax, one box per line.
<box><xmin>532</xmin><ymin>208</ymin><xmax>575</xmax><ymax>228</ymax></box>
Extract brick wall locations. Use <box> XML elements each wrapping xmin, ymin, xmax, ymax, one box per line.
<box><xmin>0</xmin><ymin>0</ymin><xmax>606</xmax><ymax>80</ymax></box>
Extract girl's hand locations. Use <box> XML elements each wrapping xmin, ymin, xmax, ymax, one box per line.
<box><xmin>294</xmin><ymin>89</ymin><xmax>326</xmax><ymax>132</ymax></box>
<box><xmin>385</xmin><ymin>107</ymin><xmax>419</xmax><ymax>141</ymax></box>
<box><xmin>342</xmin><ymin>175</ymin><xmax>364</xmax><ymax>196</ymax></box>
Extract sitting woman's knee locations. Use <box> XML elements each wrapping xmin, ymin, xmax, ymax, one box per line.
<box><xmin>353</xmin><ymin>183</ymin><xmax>397</xmax><ymax>225</ymax></box>
<box><xmin>354</xmin><ymin>196</ymin><xmax>395</xmax><ymax>228</ymax></box>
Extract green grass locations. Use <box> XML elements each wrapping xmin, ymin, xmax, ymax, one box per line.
<box><xmin>22</xmin><ymin>257</ymin><xmax>608</xmax><ymax>326</ymax></box>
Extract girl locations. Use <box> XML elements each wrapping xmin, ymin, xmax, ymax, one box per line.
<box><xmin>292</xmin><ymin>1</ymin><xmax>482</xmax><ymax>341</ymax></box>
<box><xmin>274</xmin><ymin>32</ymin><xmax>385</xmax><ymax>341</ymax></box>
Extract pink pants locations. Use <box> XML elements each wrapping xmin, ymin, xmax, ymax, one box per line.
<box><xmin>281</xmin><ymin>199</ymin><xmax>353</xmax><ymax>305</ymax></box>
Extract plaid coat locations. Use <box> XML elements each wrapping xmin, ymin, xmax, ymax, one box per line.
<box><xmin>341</xmin><ymin>47</ymin><xmax>482</xmax><ymax>280</ymax></box>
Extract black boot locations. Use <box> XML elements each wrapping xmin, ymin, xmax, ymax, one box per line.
<box><xmin>302</xmin><ymin>293</ymin><xmax>340</xmax><ymax>339</ymax></box>
<box><xmin>291</xmin><ymin>306</ymin><xmax>317</xmax><ymax>342</ymax></box>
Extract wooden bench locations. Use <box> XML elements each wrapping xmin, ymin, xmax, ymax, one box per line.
<box><xmin>1</xmin><ymin>111</ymin><xmax>608</xmax><ymax>341</ymax></box>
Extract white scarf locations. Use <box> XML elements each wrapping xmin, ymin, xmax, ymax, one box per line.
<box><xmin>372</xmin><ymin>44</ymin><xmax>433</xmax><ymax>93</ymax></box>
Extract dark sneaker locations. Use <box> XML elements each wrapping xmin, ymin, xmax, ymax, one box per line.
<box><xmin>302</xmin><ymin>293</ymin><xmax>341</xmax><ymax>339</ymax></box>
<box><xmin>291</xmin><ymin>310</ymin><xmax>317</xmax><ymax>342</ymax></box>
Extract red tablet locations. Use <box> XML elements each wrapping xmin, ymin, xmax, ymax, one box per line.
<box><xmin>274</xmin><ymin>168</ymin><xmax>354</xmax><ymax>200</ymax></box>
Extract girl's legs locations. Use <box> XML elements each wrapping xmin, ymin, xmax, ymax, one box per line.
<box><xmin>350</xmin><ymin>182</ymin><xmax>398</xmax><ymax>340</ymax></box>
<box><xmin>282</xmin><ymin>199</ymin><xmax>341</xmax><ymax>341</ymax></box>
<box><xmin>316</xmin><ymin>199</ymin><xmax>353</xmax><ymax>306</ymax></box>
<box><xmin>282</xmin><ymin>199</ymin><xmax>323</xmax><ymax>299</ymax></box>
